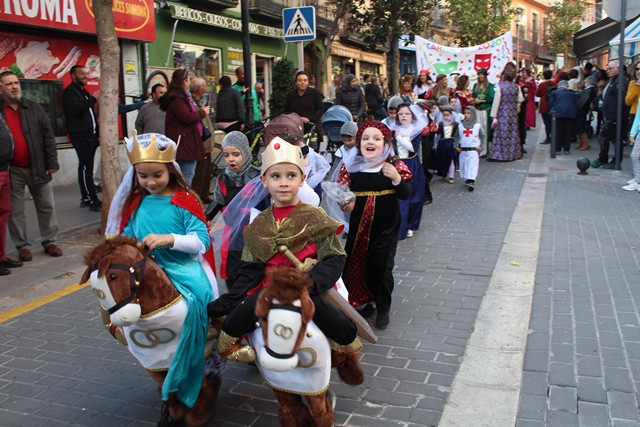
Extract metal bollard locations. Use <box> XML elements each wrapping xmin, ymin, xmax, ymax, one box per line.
<box><xmin>550</xmin><ymin>110</ymin><xmax>556</xmax><ymax>159</ymax></box>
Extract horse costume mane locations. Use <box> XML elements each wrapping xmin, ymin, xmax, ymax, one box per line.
<box><xmin>254</xmin><ymin>266</ymin><xmax>315</xmax><ymax>371</ymax></box>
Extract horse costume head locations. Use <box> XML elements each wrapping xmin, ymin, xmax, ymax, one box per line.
<box><xmin>82</xmin><ymin>236</ymin><xmax>179</xmax><ymax>327</ymax></box>
<box><xmin>254</xmin><ymin>266</ymin><xmax>315</xmax><ymax>372</ymax></box>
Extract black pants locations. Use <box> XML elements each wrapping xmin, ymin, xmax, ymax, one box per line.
<box><xmin>70</xmin><ymin>135</ymin><xmax>99</xmax><ymax>202</ymax></box>
<box><xmin>222</xmin><ymin>291</ymin><xmax>357</xmax><ymax>346</ymax></box>
<box><xmin>555</xmin><ymin>118</ymin><xmax>574</xmax><ymax>152</ymax></box>
<box><xmin>597</xmin><ymin>120</ymin><xmax>625</xmax><ymax>164</ymax></box>
<box><xmin>421</xmin><ymin>136</ymin><xmax>433</xmax><ymax>199</ymax></box>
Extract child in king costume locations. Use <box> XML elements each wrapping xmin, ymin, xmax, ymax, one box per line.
<box><xmin>208</xmin><ymin>137</ymin><xmax>364</xmax><ymax>385</ymax></box>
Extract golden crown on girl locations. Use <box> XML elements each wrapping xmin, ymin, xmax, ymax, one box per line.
<box><xmin>125</xmin><ymin>130</ymin><xmax>177</xmax><ymax>165</ymax></box>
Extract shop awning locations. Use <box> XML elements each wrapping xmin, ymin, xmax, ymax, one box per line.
<box><xmin>573</xmin><ymin>15</ymin><xmax>638</xmax><ymax>59</ymax></box>
<box><xmin>609</xmin><ymin>16</ymin><xmax>640</xmax><ymax>59</ymax></box>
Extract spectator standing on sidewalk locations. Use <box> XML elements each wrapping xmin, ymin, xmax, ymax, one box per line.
<box><xmin>548</xmin><ymin>80</ymin><xmax>577</xmax><ymax>155</ymax></box>
<box><xmin>284</xmin><ymin>71</ymin><xmax>324</xmax><ymax>134</ymax></box>
<box><xmin>135</xmin><ymin>83</ymin><xmax>166</xmax><ymax>134</ymax></box>
<box><xmin>0</xmin><ymin>108</ymin><xmax>23</xmax><ymax>275</ymax></box>
<box><xmin>536</xmin><ymin>70</ymin><xmax>555</xmax><ymax>145</ymax></box>
<box><xmin>0</xmin><ymin>71</ymin><xmax>63</xmax><ymax>262</ymax></box>
<box><xmin>62</xmin><ymin>65</ymin><xmax>101</xmax><ymax>211</ymax></box>
<box><xmin>336</xmin><ymin>74</ymin><xmax>365</xmax><ymax>124</ymax></box>
<box><xmin>190</xmin><ymin>77</ymin><xmax>215</xmax><ymax>204</ymax></box>
<box><xmin>623</xmin><ymin>90</ymin><xmax>640</xmax><ymax>192</ymax></box>
<box><xmin>625</xmin><ymin>61</ymin><xmax>640</xmax><ymax>129</ymax></box>
<box><xmin>365</xmin><ymin>76</ymin><xmax>388</xmax><ymax>121</ymax></box>
<box><xmin>159</xmin><ymin>69</ymin><xmax>210</xmax><ymax>185</ymax></box>
<box><xmin>591</xmin><ymin>60</ymin><xmax>629</xmax><ymax>169</ymax></box>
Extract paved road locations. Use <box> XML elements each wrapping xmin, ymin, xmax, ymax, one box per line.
<box><xmin>1</xmin><ymin>125</ymin><xmax>638</xmax><ymax>426</ymax></box>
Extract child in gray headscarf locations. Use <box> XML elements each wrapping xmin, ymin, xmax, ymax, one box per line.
<box><xmin>455</xmin><ymin>106</ymin><xmax>484</xmax><ymax>191</ymax></box>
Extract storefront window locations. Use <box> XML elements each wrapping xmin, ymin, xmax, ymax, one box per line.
<box><xmin>21</xmin><ymin>80</ymin><xmax>67</xmax><ymax>143</ymax></box>
<box><xmin>172</xmin><ymin>42</ymin><xmax>222</xmax><ymax>95</ymax></box>
<box><xmin>360</xmin><ymin>62</ymin><xmax>379</xmax><ymax>78</ymax></box>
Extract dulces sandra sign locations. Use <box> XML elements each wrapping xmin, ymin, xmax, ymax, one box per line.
<box><xmin>0</xmin><ymin>0</ymin><xmax>156</xmax><ymax>42</ymax></box>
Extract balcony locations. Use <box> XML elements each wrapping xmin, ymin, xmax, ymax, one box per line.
<box><xmin>183</xmin><ymin>0</ymin><xmax>238</xmax><ymax>11</ymax></box>
<box><xmin>249</xmin><ymin>0</ymin><xmax>292</xmax><ymax>24</ymax></box>
<box><xmin>535</xmin><ymin>45</ymin><xmax>556</xmax><ymax>64</ymax></box>
<box><xmin>315</xmin><ymin>4</ymin><xmax>336</xmax><ymax>35</ymax></box>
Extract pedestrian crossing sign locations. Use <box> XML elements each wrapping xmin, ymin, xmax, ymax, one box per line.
<box><xmin>282</xmin><ymin>6</ymin><xmax>316</xmax><ymax>42</ymax></box>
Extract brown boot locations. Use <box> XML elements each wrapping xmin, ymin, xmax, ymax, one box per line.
<box><xmin>575</xmin><ymin>134</ymin><xmax>584</xmax><ymax>150</ymax></box>
<box><xmin>578</xmin><ymin>133</ymin><xmax>590</xmax><ymax>150</ymax></box>
<box><xmin>331</xmin><ymin>339</ymin><xmax>364</xmax><ymax>385</ymax></box>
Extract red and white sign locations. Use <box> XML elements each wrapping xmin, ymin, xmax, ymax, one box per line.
<box><xmin>0</xmin><ymin>31</ymin><xmax>101</xmax><ymax>93</ymax></box>
<box><xmin>0</xmin><ymin>0</ymin><xmax>156</xmax><ymax>42</ymax></box>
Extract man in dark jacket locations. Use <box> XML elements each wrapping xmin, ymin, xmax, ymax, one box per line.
<box><xmin>62</xmin><ymin>65</ymin><xmax>101</xmax><ymax>210</ymax></box>
<box><xmin>336</xmin><ymin>74</ymin><xmax>365</xmax><ymax>124</ymax></box>
<box><xmin>0</xmin><ymin>71</ymin><xmax>63</xmax><ymax>263</ymax></box>
<box><xmin>364</xmin><ymin>76</ymin><xmax>387</xmax><ymax>121</ymax></box>
<box><xmin>283</xmin><ymin>71</ymin><xmax>324</xmax><ymax>134</ymax></box>
<box><xmin>591</xmin><ymin>60</ymin><xmax>629</xmax><ymax>168</ymax></box>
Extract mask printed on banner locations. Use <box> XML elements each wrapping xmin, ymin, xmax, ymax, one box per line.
<box><xmin>433</xmin><ymin>61</ymin><xmax>459</xmax><ymax>76</ymax></box>
<box><xmin>474</xmin><ymin>53</ymin><xmax>492</xmax><ymax>73</ymax></box>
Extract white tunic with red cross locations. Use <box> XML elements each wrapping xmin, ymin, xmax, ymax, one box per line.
<box><xmin>458</xmin><ymin>123</ymin><xmax>482</xmax><ymax>180</ymax></box>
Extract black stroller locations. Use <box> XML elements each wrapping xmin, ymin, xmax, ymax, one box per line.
<box><xmin>321</xmin><ymin>105</ymin><xmax>353</xmax><ymax>165</ymax></box>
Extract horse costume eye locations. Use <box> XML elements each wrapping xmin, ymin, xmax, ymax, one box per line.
<box><xmin>109</xmin><ymin>273</ymin><xmax>117</xmax><ymax>280</ymax></box>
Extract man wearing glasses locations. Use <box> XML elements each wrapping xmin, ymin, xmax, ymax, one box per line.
<box><xmin>591</xmin><ymin>60</ymin><xmax>629</xmax><ymax>169</ymax></box>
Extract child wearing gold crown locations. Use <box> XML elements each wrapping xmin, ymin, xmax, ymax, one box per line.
<box><xmin>208</xmin><ymin>136</ymin><xmax>365</xmax><ymax>386</ymax></box>
<box><xmin>105</xmin><ymin>131</ymin><xmax>219</xmax><ymax>424</ymax></box>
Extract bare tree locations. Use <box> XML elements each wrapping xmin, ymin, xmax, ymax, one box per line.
<box><xmin>92</xmin><ymin>0</ymin><xmax>121</xmax><ymax>232</ymax></box>
<box><xmin>308</xmin><ymin>0</ymin><xmax>354</xmax><ymax>87</ymax></box>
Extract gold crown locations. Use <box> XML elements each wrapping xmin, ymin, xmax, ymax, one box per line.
<box><xmin>125</xmin><ymin>130</ymin><xmax>177</xmax><ymax>165</ymax></box>
<box><xmin>260</xmin><ymin>137</ymin><xmax>305</xmax><ymax>175</ymax></box>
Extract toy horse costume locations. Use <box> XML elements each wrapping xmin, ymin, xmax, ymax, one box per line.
<box><xmin>86</xmin><ymin>132</ymin><xmax>220</xmax><ymax>426</ymax></box>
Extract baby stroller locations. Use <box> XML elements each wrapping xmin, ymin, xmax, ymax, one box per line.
<box><xmin>263</xmin><ymin>113</ymin><xmax>305</xmax><ymax>146</ymax></box>
<box><xmin>321</xmin><ymin>105</ymin><xmax>353</xmax><ymax>165</ymax></box>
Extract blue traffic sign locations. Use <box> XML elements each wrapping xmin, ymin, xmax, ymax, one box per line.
<box><xmin>282</xmin><ymin>6</ymin><xmax>316</xmax><ymax>42</ymax></box>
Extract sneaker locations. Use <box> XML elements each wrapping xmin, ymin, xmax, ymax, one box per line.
<box><xmin>590</xmin><ymin>159</ymin><xmax>604</xmax><ymax>168</ymax></box>
<box><xmin>622</xmin><ymin>183</ymin><xmax>640</xmax><ymax>191</ymax></box>
<box><xmin>627</xmin><ymin>178</ymin><xmax>636</xmax><ymax>185</ymax></box>
<box><xmin>88</xmin><ymin>200</ymin><xmax>102</xmax><ymax>211</ymax></box>
<box><xmin>448</xmin><ymin>177</ymin><xmax>454</xmax><ymax>184</ymax></box>
<box><xmin>468</xmin><ymin>184</ymin><xmax>475</xmax><ymax>192</ymax></box>
<box><xmin>0</xmin><ymin>267</ymin><xmax>10</xmax><ymax>276</ymax></box>
<box><xmin>80</xmin><ymin>200</ymin><xmax>91</xmax><ymax>208</ymax></box>
<box><xmin>406</xmin><ymin>230</ymin><xmax>414</xmax><ymax>238</ymax></box>
<box><xmin>602</xmin><ymin>163</ymin><xmax>616</xmax><ymax>169</ymax></box>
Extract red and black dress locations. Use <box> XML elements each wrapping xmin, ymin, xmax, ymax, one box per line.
<box><xmin>338</xmin><ymin>161</ymin><xmax>412</xmax><ymax>318</ymax></box>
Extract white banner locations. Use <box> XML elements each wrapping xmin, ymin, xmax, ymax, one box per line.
<box><xmin>415</xmin><ymin>32</ymin><xmax>513</xmax><ymax>85</ymax></box>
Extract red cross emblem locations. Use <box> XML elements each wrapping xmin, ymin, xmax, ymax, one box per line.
<box><xmin>463</xmin><ymin>128</ymin><xmax>473</xmax><ymax>137</ymax></box>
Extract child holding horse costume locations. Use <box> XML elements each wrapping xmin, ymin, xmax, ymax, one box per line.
<box><xmin>338</xmin><ymin>121</ymin><xmax>413</xmax><ymax>329</ymax></box>
<box><xmin>105</xmin><ymin>131</ymin><xmax>218</xmax><ymax>424</ymax></box>
<box><xmin>208</xmin><ymin>138</ymin><xmax>365</xmax><ymax>386</ymax></box>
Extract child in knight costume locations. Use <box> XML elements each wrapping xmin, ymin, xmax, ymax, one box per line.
<box><xmin>455</xmin><ymin>106</ymin><xmax>484</xmax><ymax>191</ymax></box>
<box><xmin>208</xmin><ymin>137</ymin><xmax>365</xmax><ymax>385</ymax></box>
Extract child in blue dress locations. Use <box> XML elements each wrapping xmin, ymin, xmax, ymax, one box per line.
<box><xmin>105</xmin><ymin>131</ymin><xmax>218</xmax><ymax>420</ymax></box>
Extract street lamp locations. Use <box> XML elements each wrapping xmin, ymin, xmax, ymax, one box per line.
<box><xmin>515</xmin><ymin>7</ymin><xmax>523</xmax><ymax>68</ymax></box>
